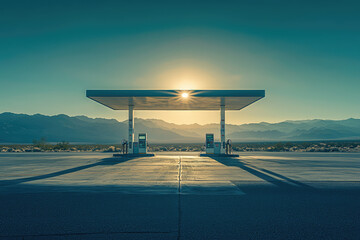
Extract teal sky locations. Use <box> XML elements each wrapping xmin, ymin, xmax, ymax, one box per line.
<box><xmin>1</xmin><ymin>0</ymin><xmax>359</xmax><ymax>124</ymax></box>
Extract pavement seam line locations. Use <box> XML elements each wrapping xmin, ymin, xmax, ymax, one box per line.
<box><xmin>177</xmin><ymin>156</ymin><xmax>182</xmax><ymax>240</ymax></box>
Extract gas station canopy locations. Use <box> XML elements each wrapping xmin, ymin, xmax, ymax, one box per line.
<box><xmin>86</xmin><ymin>90</ymin><xmax>265</xmax><ymax>110</ymax></box>
<box><xmin>86</xmin><ymin>89</ymin><xmax>265</xmax><ymax>155</ymax></box>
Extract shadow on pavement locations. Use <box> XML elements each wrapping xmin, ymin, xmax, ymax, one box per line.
<box><xmin>0</xmin><ymin>156</ymin><xmax>138</xmax><ymax>187</ymax></box>
<box><xmin>210</xmin><ymin>156</ymin><xmax>315</xmax><ymax>191</ymax></box>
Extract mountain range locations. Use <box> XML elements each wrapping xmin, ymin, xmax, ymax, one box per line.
<box><xmin>0</xmin><ymin>112</ymin><xmax>360</xmax><ymax>144</ymax></box>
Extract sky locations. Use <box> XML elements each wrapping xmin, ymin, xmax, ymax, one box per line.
<box><xmin>0</xmin><ymin>0</ymin><xmax>359</xmax><ymax>125</ymax></box>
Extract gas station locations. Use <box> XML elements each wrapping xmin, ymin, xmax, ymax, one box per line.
<box><xmin>86</xmin><ymin>90</ymin><xmax>265</xmax><ymax>156</ymax></box>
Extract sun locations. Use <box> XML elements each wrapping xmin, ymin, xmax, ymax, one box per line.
<box><xmin>181</xmin><ymin>92</ymin><xmax>189</xmax><ymax>98</ymax></box>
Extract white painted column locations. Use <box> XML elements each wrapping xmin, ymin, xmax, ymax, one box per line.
<box><xmin>220</xmin><ymin>104</ymin><xmax>226</xmax><ymax>154</ymax></box>
<box><xmin>128</xmin><ymin>105</ymin><xmax>134</xmax><ymax>154</ymax></box>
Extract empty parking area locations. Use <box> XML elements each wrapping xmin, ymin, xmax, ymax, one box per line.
<box><xmin>0</xmin><ymin>152</ymin><xmax>359</xmax><ymax>239</ymax></box>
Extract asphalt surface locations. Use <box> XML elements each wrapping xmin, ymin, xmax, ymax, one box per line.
<box><xmin>0</xmin><ymin>152</ymin><xmax>359</xmax><ymax>239</ymax></box>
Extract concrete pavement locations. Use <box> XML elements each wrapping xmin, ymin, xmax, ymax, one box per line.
<box><xmin>0</xmin><ymin>152</ymin><xmax>359</xmax><ymax>239</ymax></box>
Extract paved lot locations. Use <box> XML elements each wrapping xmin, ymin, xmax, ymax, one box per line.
<box><xmin>0</xmin><ymin>152</ymin><xmax>359</xmax><ymax>239</ymax></box>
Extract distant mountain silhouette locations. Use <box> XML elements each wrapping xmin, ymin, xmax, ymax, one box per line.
<box><xmin>0</xmin><ymin>112</ymin><xmax>359</xmax><ymax>143</ymax></box>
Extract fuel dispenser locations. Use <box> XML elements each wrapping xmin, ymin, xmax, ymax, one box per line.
<box><xmin>205</xmin><ymin>133</ymin><xmax>214</xmax><ymax>154</ymax></box>
<box><xmin>121</xmin><ymin>133</ymin><xmax>148</xmax><ymax>155</ymax></box>
<box><xmin>138</xmin><ymin>133</ymin><xmax>147</xmax><ymax>154</ymax></box>
<box><xmin>205</xmin><ymin>133</ymin><xmax>226</xmax><ymax>154</ymax></box>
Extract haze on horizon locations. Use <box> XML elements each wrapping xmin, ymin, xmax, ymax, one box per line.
<box><xmin>0</xmin><ymin>0</ymin><xmax>359</xmax><ymax>125</ymax></box>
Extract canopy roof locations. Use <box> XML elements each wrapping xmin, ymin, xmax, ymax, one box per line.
<box><xmin>86</xmin><ymin>90</ymin><xmax>265</xmax><ymax>110</ymax></box>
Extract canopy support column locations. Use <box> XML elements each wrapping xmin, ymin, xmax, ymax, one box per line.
<box><xmin>128</xmin><ymin>105</ymin><xmax>134</xmax><ymax>154</ymax></box>
<box><xmin>220</xmin><ymin>104</ymin><xmax>225</xmax><ymax>154</ymax></box>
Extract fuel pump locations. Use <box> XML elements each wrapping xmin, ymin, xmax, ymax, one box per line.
<box><xmin>205</xmin><ymin>133</ymin><xmax>214</xmax><ymax>154</ymax></box>
<box><xmin>138</xmin><ymin>133</ymin><xmax>147</xmax><ymax>154</ymax></box>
